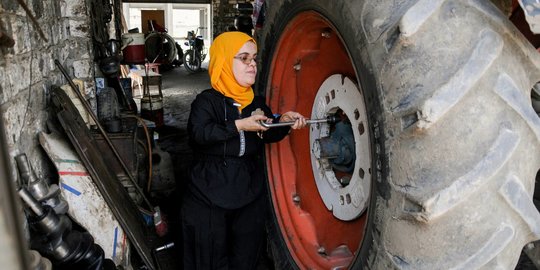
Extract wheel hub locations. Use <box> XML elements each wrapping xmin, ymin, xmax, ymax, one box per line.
<box><xmin>310</xmin><ymin>74</ymin><xmax>371</xmax><ymax>221</ymax></box>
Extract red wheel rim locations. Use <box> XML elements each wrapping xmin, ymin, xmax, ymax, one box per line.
<box><xmin>265</xmin><ymin>11</ymin><xmax>370</xmax><ymax>269</ymax></box>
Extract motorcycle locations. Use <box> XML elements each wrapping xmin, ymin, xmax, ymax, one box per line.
<box><xmin>183</xmin><ymin>27</ymin><xmax>207</xmax><ymax>73</ymax></box>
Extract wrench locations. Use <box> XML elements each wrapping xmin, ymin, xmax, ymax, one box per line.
<box><xmin>260</xmin><ymin>115</ymin><xmax>339</xmax><ymax>128</ymax></box>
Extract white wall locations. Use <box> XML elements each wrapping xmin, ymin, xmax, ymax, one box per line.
<box><xmin>122</xmin><ymin>3</ymin><xmax>212</xmax><ymax>51</ymax></box>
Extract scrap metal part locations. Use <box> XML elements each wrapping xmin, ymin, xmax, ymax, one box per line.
<box><xmin>49</xmin><ymin>86</ymin><xmax>157</xmax><ymax>270</ymax></box>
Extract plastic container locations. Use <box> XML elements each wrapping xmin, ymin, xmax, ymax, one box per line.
<box><xmin>122</xmin><ymin>33</ymin><xmax>145</xmax><ymax>64</ymax></box>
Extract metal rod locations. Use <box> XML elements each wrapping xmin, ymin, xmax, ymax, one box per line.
<box><xmin>155</xmin><ymin>242</ymin><xmax>174</xmax><ymax>252</ymax></box>
<box><xmin>17</xmin><ymin>188</ymin><xmax>43</xmax><ymax>216</ymax></box>
<box><xmin>54</xmin><ymin>60</ymin><xmax>154</xmax><ymax>211</ymax></box>
<box><xmin>260</xmin><ymin>116</ymin><xmax>338</xmax><ymax>128</ymax></box>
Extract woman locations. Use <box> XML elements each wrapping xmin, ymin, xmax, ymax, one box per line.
<box><xmin>182</xmin><ymin>31</ymin><xmax>306</xmax><ymax>269</ymax></box>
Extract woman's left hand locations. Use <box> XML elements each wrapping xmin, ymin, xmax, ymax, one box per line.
<box><xmin>280</xmin><ymin>111</ymin><xmax>307</xmax><ymax>129</ymax></box>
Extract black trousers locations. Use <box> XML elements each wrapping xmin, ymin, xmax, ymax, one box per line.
<box><xmin>181</xmin><ymin>192</ymin><xmax>267</xmax><ymax>270</ymax></box>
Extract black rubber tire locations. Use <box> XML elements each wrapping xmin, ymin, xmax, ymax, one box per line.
<box><xmin>183</xmin><ymin>50</ymin><xmax>201</xmax><ymax>73</ymax></box>
<box><xmin>257</xmin><ymin>0</ymin><xmax>540</xmax><ymax>269</ymax></box>
<box><xmin>97</xmin><ymin>86</ymin><xmax>119</xmax><ymax>122</ymax></box>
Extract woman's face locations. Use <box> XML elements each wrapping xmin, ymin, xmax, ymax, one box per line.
<box><xmin>232</xmin><ymin>41</ymin><xmax>257</xmax><ymax>87</ymax></box>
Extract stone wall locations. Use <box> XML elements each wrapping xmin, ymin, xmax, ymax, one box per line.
<box><xmin>0</xmin><ymin>0</ymin><xmax>95</xmax><ymax>180</ymax></box>
<box><xmin>212</xmin><ymin>0</ymin><xmax>254</xmax><ymax>37</ymax></box>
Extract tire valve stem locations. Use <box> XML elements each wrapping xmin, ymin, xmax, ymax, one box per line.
<box><xmin>317</xmin><ymin>246</ymin><xmax>327</xmax><ymax>256</ymax></box>
<box><xmin>293</xmin><ymin>62</ymin><xmax>301</xmax><ymax>71</ymax></box>
<box><xmin>292</xmin><ymin>194</ymin><xmax>301</xmax><ymax>204</ymax></box>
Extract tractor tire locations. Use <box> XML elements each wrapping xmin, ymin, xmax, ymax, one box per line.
<box><xmin>257</xmin><ymin>0</ymin><xmax>540</xmax><ymax>269</ymax></box>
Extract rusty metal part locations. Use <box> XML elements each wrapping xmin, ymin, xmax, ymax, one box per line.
<box><xmin>54</xmin><ymin>60</ymin><xmax>153</xmax><ymax>211</ymax></box>
<box><xmin>15</xmin><ymin>0</ymin><xmax>48</xmax><ymax>42</ymax></box>
<box><xmin>49</xmin><ymin>86</ymin><xmax>157</xmax><ymax>270</ymax></box>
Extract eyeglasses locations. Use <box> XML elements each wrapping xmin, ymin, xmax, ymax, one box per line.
<box><xmin>233</xmin><ymin>54</ymin><xmax>257</xmax><ymax>65</ymax></box>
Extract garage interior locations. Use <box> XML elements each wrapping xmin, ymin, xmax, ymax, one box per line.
<box><xmin>0</xmin><ymin>0</ymin><xmax>265</xmax><ymax>269</ymax></box>
<box><xmin>2</xmin><ymin>0</ymin><xmax>540</xmax><ymax>270</ymax></box>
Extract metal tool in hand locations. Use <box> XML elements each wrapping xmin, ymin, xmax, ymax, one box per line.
<box><xmin>251</xmin><ymin>108</ymin><xmax>265</xmax><ymax>139</ymax></box>
<box><xmin>260</xmin><ymin>115</ymin><xmax>339</xmax><ymax>128</ymax></box>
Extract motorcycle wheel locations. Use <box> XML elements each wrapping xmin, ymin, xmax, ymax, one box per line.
<box><xmin>257</xmin><ymin>0</ymin><xmax>540</xmax><ymax>269</ymax></box>
<box><xmin>183</xmin><ymin>50</ymin><xmax>201</xmax><ymax>73</ymax></box>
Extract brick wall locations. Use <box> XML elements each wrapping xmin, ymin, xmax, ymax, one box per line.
<box><xmin>0</xmin><ymin>0</ymin><xmax>95</xmax><ymax>180</ymax></box>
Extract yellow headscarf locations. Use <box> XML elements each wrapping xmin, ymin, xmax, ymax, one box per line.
<box><xmin>209</xmin><ymin>32</ymin><xmax>256</xmax><ymax>111</ymax></box>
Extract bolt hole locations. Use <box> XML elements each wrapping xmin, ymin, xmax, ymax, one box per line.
<box><xmin>358</xmin><ymin>122</ymin><xmax>365</xmax><ymax>135</ymax></box>
<box><xmin>354</xmin><ymin>109</ymin><xmax>359</xmax><ymax>120</ymax></box>
<box><xmin>339</xmin><ymin>196</ymin><xmax>344</xmax><ymax>205</ymax></box>
<box><xmin>359</xmin><ymin>168</ymin><xmax>364</xmax><ymax>179</ymax></box>
<box><xmin>331</xmin><ymin>89</ymin><xmax>336</xmax><ymax>99</ymax></box>
<box><xmin>325</xmin><ymin>94</ymin><xmax>330</xmax><ymax>104</ymax></box>
<box><xmin>346</xmin><ymin>194</ymin><xmax>351</xmax><ymax>204</ymax></box>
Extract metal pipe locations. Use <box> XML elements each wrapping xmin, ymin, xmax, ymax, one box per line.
<box><xmin>17</xmin><ymin>188</ymin><xmax>44</xmax><ymax>216</ymax></box>
<box><xmin>155</xmin><ymin>242</ymin><xmax>174</xmax><ymax>252</ymax></box>
<box><xmin>260</xmin><ymin>115</ymin><xmax>339</xmax><ymax>128</ymax></box>
<box><xmin>54</xmin><ymin>60</ymin><xmax>154</xmax><ymax>211</ymax></box>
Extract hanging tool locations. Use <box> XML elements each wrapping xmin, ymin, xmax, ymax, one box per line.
<box><xmin>260</xmin><ymin>115</ymin><xmax>339</xmax><ymax>128</ymax></box>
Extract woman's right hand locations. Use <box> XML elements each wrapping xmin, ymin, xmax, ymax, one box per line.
<box><xmin>235</xmin><ymin>115</ymin><xmax>269</xmax><ymax>132</ymax></box>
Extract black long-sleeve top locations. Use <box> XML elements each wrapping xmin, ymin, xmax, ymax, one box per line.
<box><xmin>187</xmin><ymin>89</ymin><xmax>290</xmax><ymax>209</ymax></box>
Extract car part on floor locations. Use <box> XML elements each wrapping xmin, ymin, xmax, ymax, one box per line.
<box><xmin>50</xmin><ymin>86</ymin><xmax>157</xmax><ymax>270</ymax></box>
<box><xmin>18</xmin><ymin>187</ymin><xmax>111</xmax><ymax>270</ymax></box>
<box><xmin>15</xmin><ymin>153</ymin><xmax>68</xmax><ymax>215</ymax></box>
<box><xmin>258</xmin><ymin>0</ymin><xmax>540</xmax><ymax>269</ymax></box>
<box><xmin>0</xmin><ymin>113</ymin><xmax>29</xmax><ymax>270</ymax></box>
<box><xmin>40</xmin><ymin>130</ymin><xmax>131</xmax><ymax>267</ymax></box>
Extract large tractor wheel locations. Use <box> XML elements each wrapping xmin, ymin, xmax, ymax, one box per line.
<box><xmin>257</xmin><ymin>0</ymin><xmax>540</xmax><ymax>269</ymax></box>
